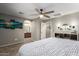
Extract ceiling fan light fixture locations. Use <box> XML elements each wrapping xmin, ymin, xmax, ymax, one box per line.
<box><xmin>40</xmin><ymin>15</ymin><xmax>44</xmax><ymax>18</ymax></box>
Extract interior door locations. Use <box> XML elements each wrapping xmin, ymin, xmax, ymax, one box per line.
<box><xmin>41</xmin><ymin>21</ymin><xmax>51</xmax><ymax>39</ymax></box>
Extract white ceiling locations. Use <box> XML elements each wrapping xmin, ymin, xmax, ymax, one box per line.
<box><xmin>0</xmin><ymin>3</ymin><xmax>79</xmax><ymax>20</ymax></box>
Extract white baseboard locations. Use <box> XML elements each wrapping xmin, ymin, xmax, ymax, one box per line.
<box><xmin>0</xmin><ymin>41</ymin><xmax>24</xmax><ymax>47</ymax></box>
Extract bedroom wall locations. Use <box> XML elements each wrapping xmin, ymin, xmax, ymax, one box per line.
<box><xmin>50</xmin><ymin>12</ymin><xmax>79</xmax><ymax>40</ymax></box>
<box><xmin>0</xmin><ymin>14</ymin><xmax>25</xmax><ymax>47</ymax></box>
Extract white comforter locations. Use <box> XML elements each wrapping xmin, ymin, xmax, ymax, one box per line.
<box><xmin>18</xmin><ymin>37</ymin><xmax>79</xmax><ymax>56</ymax></box>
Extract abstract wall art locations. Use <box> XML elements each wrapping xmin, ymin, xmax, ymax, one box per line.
<box><xmin>0</xmin><ymin>19</ymin><xmax>23</xmax><ymax>29</ymax></box>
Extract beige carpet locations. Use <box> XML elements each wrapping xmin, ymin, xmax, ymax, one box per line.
<box><xmin>0</xmin><ymin>38</ymin><xmax>32</xmax><ymax>56</ymax></box>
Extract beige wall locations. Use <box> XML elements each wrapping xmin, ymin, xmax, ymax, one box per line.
<box><xmin>0</xmin><ymin>29</ymin><xmax>24</xmax><ymax>46</ymax></box>
<box><xmin>0</xmin><ymin>14</ymin><xmax>25</xmax><ymax>47</ymax></box>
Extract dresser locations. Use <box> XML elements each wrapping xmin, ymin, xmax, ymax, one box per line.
<box><xmin>55</xmin><ymin>33</ymin><xmax>77</xmax><ymax>40</ymax></box>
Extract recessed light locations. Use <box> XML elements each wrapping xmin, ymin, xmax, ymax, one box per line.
<box><xmin>19</xmin><ymin>12</ymin><xmax>24</xmax><ymax>14</ymax></box>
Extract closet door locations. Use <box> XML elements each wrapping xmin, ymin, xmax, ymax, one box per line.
<box><xmin>41</xmin><ymin>22</ymin><xmax>46</xmax><ymax>39</ymax></box>
<box><xmin>41</xmin><ymin>21</ymin><xmax>51</xmax><ymax>39</ymax></box>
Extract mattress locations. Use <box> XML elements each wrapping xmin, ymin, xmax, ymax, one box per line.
<box><xmin>18</xmin><ymin>37</ymin><xmax>79</xmax><ymax>56</ymax></box>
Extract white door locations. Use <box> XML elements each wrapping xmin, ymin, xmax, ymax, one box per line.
<box><xmin>41</xmin><ymin>21</ymin><xmax>51</xmax><ymax>39</ymax></box>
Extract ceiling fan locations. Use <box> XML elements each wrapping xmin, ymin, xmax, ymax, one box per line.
<box><xmin>30</xmin><ymin>8</ymin><xmax>54</xmax><ymax>19</ymax></box>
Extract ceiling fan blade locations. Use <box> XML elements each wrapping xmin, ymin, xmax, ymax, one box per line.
<box><xmin>43</xmin><ymin>10</ymin><xmax>54</xmax><ymax>14</ymax></box>
<box><xmin>35</xmin><ymin>8</ymin><xmax>41</xmax><ymax>14</ymax></box>
<box><xmin>43</xmin><ymin>14</ymin><xmax>50</xmax><ymax>18</ymax></box>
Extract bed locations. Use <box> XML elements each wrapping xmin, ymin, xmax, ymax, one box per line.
<box><xmin>18</xmin><ymin>37</ymin><xmax>79</xmax><ymax>56</ymax></box>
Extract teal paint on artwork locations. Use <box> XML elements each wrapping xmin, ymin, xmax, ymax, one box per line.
<box><xmin>0</xmin><ymin>19</ymin><xmax>23</xmax><ymax>29</ymax></box>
